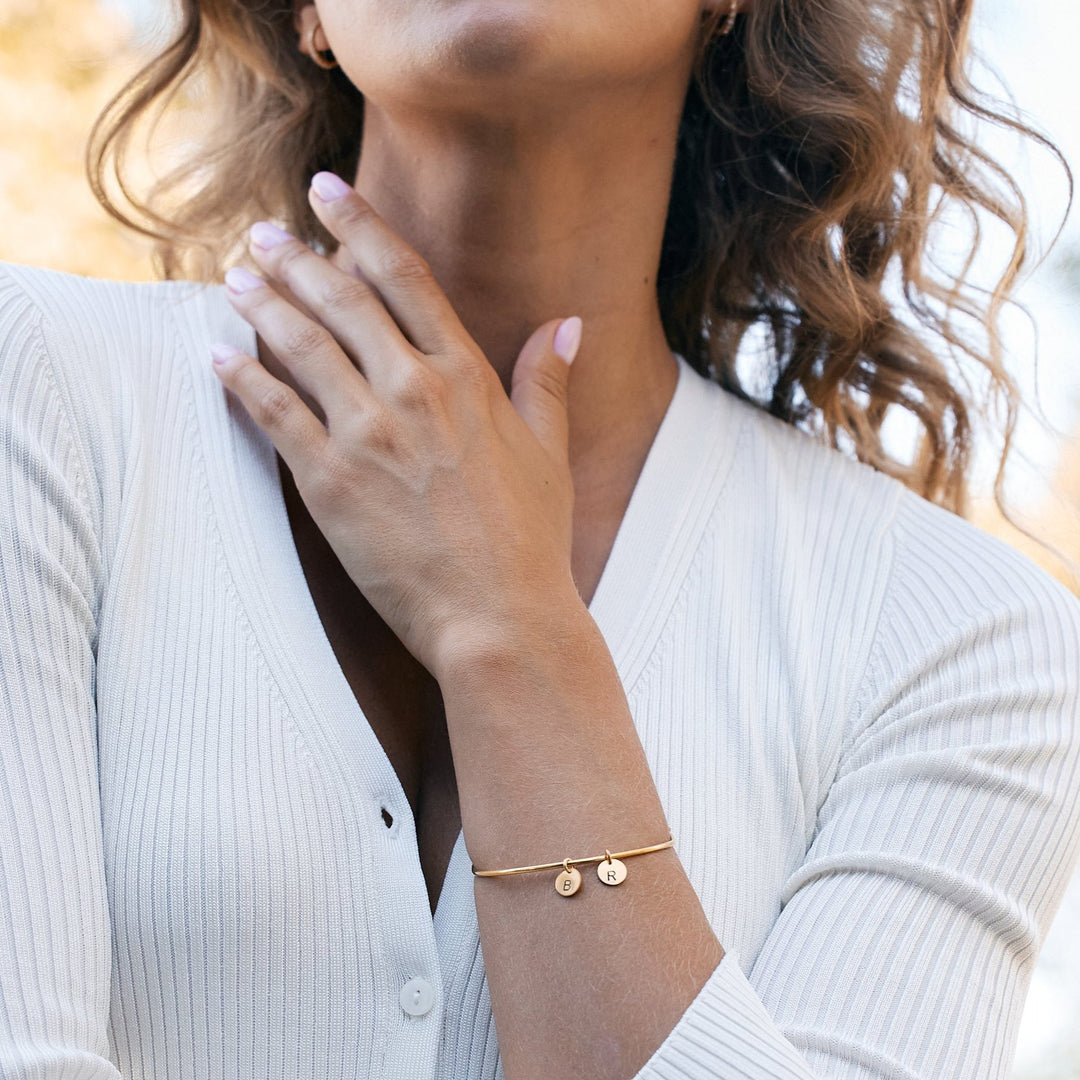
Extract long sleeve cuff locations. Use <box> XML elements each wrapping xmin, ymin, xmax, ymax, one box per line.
<box><xmin>633</xmin><ymin>951</ymin><xmax>818</xmax><ymax>1080</ymax></box>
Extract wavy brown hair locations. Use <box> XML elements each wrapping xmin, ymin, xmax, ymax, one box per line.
<box><xmin>88</xmin><ymin>0</ymin><xmax>1073</xmax><ymax>543</ymax></box>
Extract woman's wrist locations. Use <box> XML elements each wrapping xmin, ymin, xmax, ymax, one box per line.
<box><xmin>429</xmin><ymin>576</ymin><xmax>594</xmax><ymax>690</ymax></box>
<box><xmin>434</xmin><ymin>594</ymin><xmax>672</xmax><ymax>871</ymax></box>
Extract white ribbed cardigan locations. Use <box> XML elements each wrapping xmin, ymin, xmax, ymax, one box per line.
<box><xmin>2</xmin><ymin>260</ymin><xmax>1080</xmax><ymax>1080</ymax></box>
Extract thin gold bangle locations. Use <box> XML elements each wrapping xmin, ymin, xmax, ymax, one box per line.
<box><xmin>471</xmin><ymin>835</ymin><xmax>674</xmax><ymax>876</ymax></box>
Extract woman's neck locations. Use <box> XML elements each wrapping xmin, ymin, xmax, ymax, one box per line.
<box><xmin>335</xmin><ymin>84</ymin><xmax>689</xmax><ymax>499</ymax></box>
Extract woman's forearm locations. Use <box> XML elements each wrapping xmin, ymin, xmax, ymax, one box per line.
<box><xmin>437</xmin><ymin>594</ymin><xmax>726</xmax><ymax>1080</ymax></box>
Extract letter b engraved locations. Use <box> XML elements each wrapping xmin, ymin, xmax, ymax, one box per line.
<box><xmin>555</xmin><ymin>867</ymin><xmax>581</xmax><ymax>896</ymax></box>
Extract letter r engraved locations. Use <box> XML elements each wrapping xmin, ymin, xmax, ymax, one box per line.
<box><xmin>606</xmin><ymin>868</ymin><xmax>617</xmax><ymax>882</ymax></box>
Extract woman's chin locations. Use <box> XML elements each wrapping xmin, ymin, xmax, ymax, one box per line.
<box><xmin>433</xmin><ymin>7</ymin><xmax>551</xmax><ymax>79</ymax></box>
<box><xmin>354</xmin><ymin>8</ymin><xmax>568</xmax><ymax>115</ymax></box>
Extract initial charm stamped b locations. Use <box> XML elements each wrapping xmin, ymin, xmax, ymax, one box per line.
<box><xmin>555</xmin><ymin>859</ymin><xmax>583</xmax><ymax>896</ymax></box>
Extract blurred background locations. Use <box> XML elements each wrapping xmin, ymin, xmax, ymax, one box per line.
<box><xmin>1</xmin><ymin>0</ymin><xmax>1078</xmax><ymax>1073</ymax></box>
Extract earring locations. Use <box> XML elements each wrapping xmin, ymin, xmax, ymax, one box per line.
<box><xmin>304</xmin><ymin>19</ymin><xmax>339</xmax><ymax>70</ymax></box>
<box><xmin>715</xmin><ymin>0</ymin><xmax>740</xmax><ymax>36</ymax></box>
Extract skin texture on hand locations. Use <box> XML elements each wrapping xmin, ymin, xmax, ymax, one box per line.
<box><xmin>212</xmin><ymin>174</ymin><xmax>583</xmax><ymax>680</ymax></box>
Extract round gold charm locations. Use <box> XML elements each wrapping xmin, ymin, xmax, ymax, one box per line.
<box><xmin>555</xmin><ymin>866</ymin><xmax>582</xmax><ymax>896</ymax></box>
<box><xmin>597</xmin><ymin>856</ymin><xmax>627</xmax><ymax>886</ymax></box>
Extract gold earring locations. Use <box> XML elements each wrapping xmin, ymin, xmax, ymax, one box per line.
<box><xmin>305</xmin><ymin>20</ymin><xmax>339</xmax><ymax>70</ymax></box>
<box><xmin>716</xmin><ymin>0</ymin><xmax>740</xmax><ymax>36</ymax></box>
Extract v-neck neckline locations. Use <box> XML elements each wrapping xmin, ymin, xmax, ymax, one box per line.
<box><xmin>188</xmin><ymin>284</ymin><xmax>745</xmax><ymax>960</ymax></box>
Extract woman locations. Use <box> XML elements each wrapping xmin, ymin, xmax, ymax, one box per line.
<box><xmin>1</xmin><ymin>0</ymin><xmax>1078</xmax><ymax>1077</ymax></box>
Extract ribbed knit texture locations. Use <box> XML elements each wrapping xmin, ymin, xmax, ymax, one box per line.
<box><xmin>2</xmin><ymin>259</ymin><xmax>1080</xmax><ymax>1080</ymax></box>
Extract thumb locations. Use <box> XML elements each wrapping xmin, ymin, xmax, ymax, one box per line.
<box><xmin>509</xmin><ymin>315</ymin><xmax>581</xmax><ymax>462</ymax></box>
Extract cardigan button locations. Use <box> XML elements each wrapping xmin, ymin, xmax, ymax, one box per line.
<box><xmin>399</xmin><ymin>976</ymin><xmax>435</xmax><ymax>1017</ymax></box>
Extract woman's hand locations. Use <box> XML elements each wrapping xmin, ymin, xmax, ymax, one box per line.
<box><xmin>210</xmin><ymin>171</ymin><xmax>585</xmax><ymax>682</ymax></box>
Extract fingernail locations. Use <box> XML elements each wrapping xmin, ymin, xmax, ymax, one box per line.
<box><xmin>224</xmin><ymin>266</ymin><xmax>265</xmax><ymax>294</ymax></box>
<box><xmin>311</xmin><ymin>171</ymin><xmax>353</xmax><ymax>202</ymax></box>
<box><xmin>553</xmin><ymin>316</ymin><xmax>582</xmax><ymax>365</ymax></box>
<box><xmin>250</xmin><ymin>221</ymin><xmax>293</xmax><ymax>249</ymax></box>
<box><xmin>210</xmin><ymin>342</ymin><xmax>241</xmax><ymax>365</ymax></box>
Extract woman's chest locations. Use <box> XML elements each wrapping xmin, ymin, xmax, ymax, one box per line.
<box><xmin>93</xmin><ymin>512</ymin><xmax>839</xmax><ymax>1080</ymax></box>
<box><xmin>93</xmin><ymin>432</ymin><xmax>848</xmax><ymax>1037</ymax></box>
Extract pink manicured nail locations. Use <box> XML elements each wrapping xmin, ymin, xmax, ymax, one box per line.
<box><xmin>225</xmin><ymin>267</ymin><xmax>265</xmax><ymax>294</ymax></box>
<box><xmin>553</xmin><ymin>316</ymin><xmax>583</xmax><ymax>365</ymax></box>
<box><xmin>250</xmin><ymin>221</ymin><xmax>293</xmax><ymax>249</ymax></box>
<box><xmin>310</xmin><ymin>171</ymin><xmax>353</xmax><ymax>202</ymax></box>
<box><xmin>210</xmin><ymin>342</ymin><xmax>241</xmax><ymax>365</ymax></box>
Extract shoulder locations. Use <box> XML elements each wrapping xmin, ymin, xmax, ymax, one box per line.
<box><xmin>0</xmin><ymin>259</ymin><xmax>201</xmax><ymax>315</ymax></box>
<box><xmin>713</xmin><ymin>383</ymin><xmax>1080</xmax><ymax>700</ymax></box>
<box><xmin>0</xmin><ymin>256</ymin><xmax>241</xmax><ymax>412</ymax></box>
<box><xmin>712</xmin><ymin>387</ymin><xmax>909</xmax><ymax>621</ymax></box>
<box><xmin>721</xmin><ymin>384</ymin><xmax>1079</xmax><ymax>624</ymax></box>
<box><xmin>0</xmin><ymin>261</ymin><xmax>244</xmax><ymax>506</ymax></box>
<box><xmin>719</xmin><ymin>387</ymin><xmax>909</xmax><ymax>529</ymax></box>
<box><xmin>0</xmin><ymin>259</ymin><xmax>214</xmax><ymax>379</ymax></box>
<box><xmin>872</xmin><ymin>482</ymin><xmax>1080</xmax><ymax>679</ymax></box>
<box><xmin>837</xmin><ymin>481</ymin><xmax>1080</xmax><ymax>791</ymax></box>
<box><xmin>0</xmin><ymin>260</ymin><xmax>217</xmax><ymax>372</ymax></box>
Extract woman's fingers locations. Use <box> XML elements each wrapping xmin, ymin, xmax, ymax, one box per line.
<box><xmin>307</xmin><ymin>172</ymin><xmax>467</xmax><ymax>356</ymax></box>
<box><xmin>246</xmin><ymin>223</ymin><xmax>416</xmax><ymax>389</ymax></box>
<box><xmin>223</xmin><ymin>266</ymin><xmax>376</xmax><ymax>425</ymax></box>
<box><xmin>209</xmin><ymin>342</ymin><xmax>330</xmax><ymax>470</ymax></box>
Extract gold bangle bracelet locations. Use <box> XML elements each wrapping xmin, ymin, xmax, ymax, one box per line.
<box><xmin>471</xmin><ymin>834</ymin><xmax>675</xmax><ymax>897</ymax></box>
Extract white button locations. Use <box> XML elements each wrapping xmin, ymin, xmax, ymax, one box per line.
<box><xmin>399</xmin><ymin>977</ymin><xmax>435</xmax><ymax>1017</ymax></box>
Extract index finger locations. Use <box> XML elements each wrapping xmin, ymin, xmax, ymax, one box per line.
<box><xmin>308</xmin><ymin>171</ymin><xmax>466</xmax><ymax>356</ymax></box>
